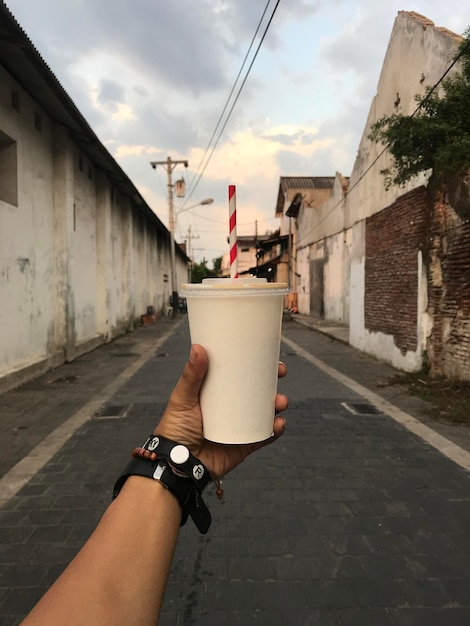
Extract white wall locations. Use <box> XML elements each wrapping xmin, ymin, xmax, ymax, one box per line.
<box><xmin>295</xmin><ymin>174</ymin><xmax>347</xmax><ymax>317</ymax></box>
<box><xmin>293</xmin><ymin>12</ymin><xmax>462</xmax><ymax>372</ymax></box>
<box><xmin>345</xmin><ymin>12</ymin><xmax>461</xmax><ymax>369</ymax></box>
<box><xmin>0</xmin><ymin>67</ymin><xmax>57</xmax><ymax>374</ymax></box>
<box><xmin>346</xmin><ymin>13</ymin><xmax>461</xmax><ymax>230</ymax></box>
<box><xmin>0</xmin><ymin>67</ymin><xmax>182</xmax><ymax>391</ymax></box>
<box><xmin>324</xmin><ymin>233</ymin><xmax>346</xmax><ymax>322</ymax></box>
<box><xmin>71</xmin><ymin>150</ymin><xmax>98</xmax><ymax>343</ymax></box>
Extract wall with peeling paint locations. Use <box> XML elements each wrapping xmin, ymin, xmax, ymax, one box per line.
<box><xmin>345</xmin><ymin>12</ymin><xmax>462</xmax><ymax>373</ymax></box>
<box><xmin>292</xmin><ymin>12</ymin><xmax>468</xmax><ymax>378</ymax></box>
<box><xmin>0</xmin><ymin>69</ymin><xmax>186</xmax><ymax>392</ymax></box>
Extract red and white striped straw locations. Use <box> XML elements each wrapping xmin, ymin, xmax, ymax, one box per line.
<box><xmin>228</xmin><ymin>185</ymin><xmax>238</xmax><ymax>279</ymax></box>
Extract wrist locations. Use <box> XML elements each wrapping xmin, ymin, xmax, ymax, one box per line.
<box><xmin>134</xmin><ymin>435</ymin><xmax>211</xmax><ymax>490</ymax></box>
<box><xmin>122</xmin><ymin>474</ymin><xmax>181</xmax><ymax>513</ymax></box>
<box><xmin>113</xmin><ymin>436</ymin><xmax>212</xmax><ymax>534</ymax></box>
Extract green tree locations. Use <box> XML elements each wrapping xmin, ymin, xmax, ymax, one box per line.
<box><xmin>369</xmin><ymin>30</ymin><xmax>470</xmax><ymax>189</ymax></box>
<box><xmin>212</xmin><ymin>255</ymin><xmax>223</xmax><ymax>276</ymax></box>
<box><xmin>191</xmin><ymin>258</ymin><xmax>217</xmax><ymax>283</ymax></box>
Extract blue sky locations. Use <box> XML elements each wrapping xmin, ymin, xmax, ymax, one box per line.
<box><xmin>5</xmin><ymin>0</ymin><xmax>469</xmax><ymax>264</ymax></box>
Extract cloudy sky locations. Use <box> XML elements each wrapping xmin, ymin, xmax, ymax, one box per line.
<box><xmin>6</xmin><ymin>0</ymin><xmax>469</xmax><ymax>264</ymax></box>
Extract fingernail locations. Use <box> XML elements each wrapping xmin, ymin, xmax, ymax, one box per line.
<box><xmin>189</xmin><ymin>345</ymin><xmax>197</xmax><ymax>365</ymax></box>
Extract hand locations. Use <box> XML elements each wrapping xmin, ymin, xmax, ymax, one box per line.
<box><xmin>154</xmin><ymin>344</ymin><xmax>287</xmax><ymax>479</ymax></box>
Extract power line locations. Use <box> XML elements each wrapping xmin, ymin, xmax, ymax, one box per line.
<box><xmin>297</xmin><ymin>36</ymin><xmax>470</xmax><ymax>248</ymax></box>
<box><xmin>182</xmin><ymin>0</ymin><xmax>273</xmax><ymax>205</ymax></box>
<box><xmin>185</xmin><ymin>210</ymin><xmax>280</xmax><ymax>226</ymax></box>
<box><xmin>182</xmin><ymin>0</ymin><xmax>281</xmax><ymax>207</ymax></box>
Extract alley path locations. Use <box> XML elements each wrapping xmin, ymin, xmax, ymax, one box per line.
<box><xmin>1</xmin><ymin>317</ymin><xmax>470</xmax><ymax>625</ymax></box>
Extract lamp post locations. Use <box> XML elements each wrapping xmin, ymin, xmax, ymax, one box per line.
<box><xmin>176</xmin><ymin>198</ymin><xmax>213</xmax><ymax>286</ymax></box>
<box><xmin>176</xmin><ymin>197</ymin><xmax>214</xmax><ymax>216</ymax></box>
<box><xmin>150</xmin><ymin>157</ymin><xmax>189</xmax><ymax>317</ymax></box>
<box><xmin>149</xmin><ymin>156</ymin><xmax>213</xmax><ymax>315</ymax></box>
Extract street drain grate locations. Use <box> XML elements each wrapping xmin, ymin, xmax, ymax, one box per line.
<box><xmin>341</xmin><ymin>402</ymin><xmax>381</xmax><ymax>415</ymax></box>
<box><xmin>93</xmin><ymin>404</ymin><xmax>131</xmax><ymax>419</ymax></box>
<box><xmin>155</xmin><ymin>352</ymin><xmax>169</xmax><ymax>357</ymax></box>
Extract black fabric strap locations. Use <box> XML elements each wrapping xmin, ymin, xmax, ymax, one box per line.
<box><xmin>113</xmin><ymin>457</ymin><xmax>212</xmax><ymax>534</ymax></box>
<box><xmin>141</xmin><ymin>435</ymin><xmax>211</xmax><ymax>491</ymax></box>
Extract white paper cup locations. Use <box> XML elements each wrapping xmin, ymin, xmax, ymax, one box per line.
<box><xmin>181</xmin><ymin>278</ymin><xmax>289</xmax><ymax>444</ymax></box>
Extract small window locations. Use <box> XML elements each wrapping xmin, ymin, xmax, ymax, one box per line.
<box><xmin>34</xmin><ymin>112</ymin><xmax>42</xmax><ymax>132</ymax></box>
<box><xmin>88</xmin><ymin>165</ymin><xmax>93</xmax><ymax>180</ymax></box>
<box><xmin>241</xmin><ymin>247</ymin><xmax>250</xmax><ymax>252</ymax></box>
<box><xmin>11</xmin><ymin>90</ymin><xmax>20</xmax><ymax>112</ymax></box>
<box><xmin>78</xmin><ymin>155</ymin><xmax>84</xmax><ymax>172</ymax></box>
<box><xmin>0</xmin><ymin>130</ymin><xmax>18</xmax><ymax>206</ymax></box>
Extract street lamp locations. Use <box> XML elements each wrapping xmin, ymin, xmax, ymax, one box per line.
<box><xmin>176</xmin><ymin>198</ymin><xmax>214</xmax><ymax>286</ymax></box>
<box><xmin>169</xmin><ymin>197</ymin><xmax>214</xmax><ymax>312</ymax></box>
<box><xmin>150</xmin><ymin>156</ymin><xmax>214</xmax><ymax>315</ymax></box>
<box><xmin>176</xmin><ymin>198</ymin><xmax>214</xmax><ymax>216</ymax></box>
<box><xmin>150</xmin><ymin>157</ymin><xmax>189</xmax><ymax>317</ymax></box>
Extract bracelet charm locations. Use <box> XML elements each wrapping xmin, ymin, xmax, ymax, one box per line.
<box><xmin>113</xmin><ymin>438</ymin><xmax>212</xmax><ymax>534</ymax></box>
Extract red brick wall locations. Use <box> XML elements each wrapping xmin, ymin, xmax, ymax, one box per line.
<box><xmin>365</xmin><ymin>187</ymin><xmax>428</xmax><ymax>354</ymax></box>
<box><xmin>427</xmin><ymin>182</ymin><xmax>470</xmax><ymax>379</ymax></box>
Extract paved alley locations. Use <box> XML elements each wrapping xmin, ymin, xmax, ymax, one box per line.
<box><xmin>1</xmin><ymin>317</ymin><xmax>470</xmax><ymax>625</ymax></box>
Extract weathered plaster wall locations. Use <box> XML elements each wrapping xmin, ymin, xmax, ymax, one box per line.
<box><xmin>295</xmin><ymin>174</ymin><xmax>348</xmax><ymax>317</ymax></box>
<box><xmin>324</xmin><ymin>232</ymin><xmax>349</xmax><ymax>323</ymax></box>
<box><xmin>290</xmin><ymin>13</ymin><xmax>466</xmax><ymax>378</ymax></box>
<box><xmin>345</xmin><ymin>12</ymin><xmax>462</xmax><ymax>371</ymax></box>
<box><xmin>0</xmin><ymin>69</ymin><xmax>56</xmax><ymax>374</ymax></box>
<box><xmin>71</xmin><ymin>150</ymin><xmax>98</xmax><ymax>345</ymax></box>
<box><xmin>296</xmin><ymin>245</ymin><xmax>310</xmax><ymax>314</ymax></box>
<box><xmin>0</xmin><ymin>68</ymin><xmax>182</xmax><ymax>391</ymax></box>
<box><xmin>346</xmin><ymin>12</ymin><xmax>462</xmax><ymax>228</ymax></box>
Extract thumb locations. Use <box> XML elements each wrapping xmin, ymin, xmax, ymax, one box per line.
<box><xmin>169</xmin><ymin>344</ymin><xmax>208</xmax><ymax>408</ymax></box>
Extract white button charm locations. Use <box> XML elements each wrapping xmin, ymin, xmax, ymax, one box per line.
<box><xmin>169</xmin><ymin>445</ymin><xmax>190</xmax><ymax>465</ymax></box>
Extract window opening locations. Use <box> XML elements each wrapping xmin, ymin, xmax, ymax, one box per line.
<box><xmin>0</xmin><ymin>130</ymin><xmax>18</xmax><ymax>206</ymax></box>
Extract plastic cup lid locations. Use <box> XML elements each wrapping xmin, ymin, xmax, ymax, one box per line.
<box><xmin>181</xmin><ymin>277</ymin><xmax>289</xmax><ymax>295</ymax></box>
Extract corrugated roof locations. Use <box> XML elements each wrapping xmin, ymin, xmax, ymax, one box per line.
<box><xmin>281</xmin><ymin>176</ymin><xmax>335</xmax><ymax>191</ymax></box>
<box><xmin>275</xmin><ymin>176</ymin><xmax>335</xmax><ymax>216</ymax></box>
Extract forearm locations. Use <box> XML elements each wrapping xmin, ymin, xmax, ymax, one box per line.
<box><xmin>21</xmin><ymin>476</ymin><xmax>181</xmax><ymax>626</ymax></box>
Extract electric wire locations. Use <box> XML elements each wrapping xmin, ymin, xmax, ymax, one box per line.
<box><xmin>181</xmin><ymin>0</ymin><xmax>273</xmax><ymax>206</ymax></box>
<box><xmin>185</xmin><ymin>210</ymin><xmax>279</xmax><ymax>226</ymax></box>
<box><xmin>296</xmin><ymin>36</ymin><xmax>470</xmax><ymax>248</ymax></box>
<box><xmin>181</xmin><ymin>0</ymin><xmax>281</xmax><ymax>207</ymax></box>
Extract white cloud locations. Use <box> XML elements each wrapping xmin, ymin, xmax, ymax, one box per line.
<box><xmin>5</xmin><ymin>0</ymin><xmax>469</xmax><ymax>264</ymax></box>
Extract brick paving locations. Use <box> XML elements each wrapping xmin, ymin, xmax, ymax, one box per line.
<box><xmin>1</xmin><ymin>317</ymin><xmax>470</xmax><ymax>625</ymax></box>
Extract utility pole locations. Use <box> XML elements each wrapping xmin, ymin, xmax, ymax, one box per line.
<box><xmin>150</xmin><ymin>156</ymin><xmax>188</xmax><ymax>316</ymax></box>
<box><xmin>185</xmin><ymin>225</ymin><xmax>200</xmax><ymax>283</ymax></box>
<box><xmin>255</xmin><ymin>219</ymin><xmax>259</xmax><ymax>276</ymax></box>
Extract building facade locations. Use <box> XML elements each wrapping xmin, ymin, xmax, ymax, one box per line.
<box><xmin>221</xmin><ymin>232</ymin><xmax>289</xmax><ymax>283</ymax></box>
<box><xmin>284</xmin><ymin>11</ymin><xmax>470</xmax><ymax>380</ymax></box>
<box><xmin>0</xmin><ymin>4</ymin><xmax>188</xmax><ymax>392</ymax></box>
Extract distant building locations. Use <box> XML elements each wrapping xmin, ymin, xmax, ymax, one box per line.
<box><xmin>286</xmin><ymin>11</ymin><xmax>470</xmax><ymax>381</ymax></box>
<box><xmin>220</xmin><ymin>232</ymin><xmax>289</xmax><ymax>283</ymax></box>
<box><xmin>275</xmin><ymin>176</ymin><xmax>337</xmax><ymax>311</ymax></box>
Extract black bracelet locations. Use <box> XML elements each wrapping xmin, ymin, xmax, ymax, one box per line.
<box><xmin>139</xmin><ymin>435</ymin><xmax>212</xmax><ymax>492</ymax></box>
<box><xmin>113</xmin><ymin>456</ymin><xmax>212</xmax><ymax>534</ymax></box>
